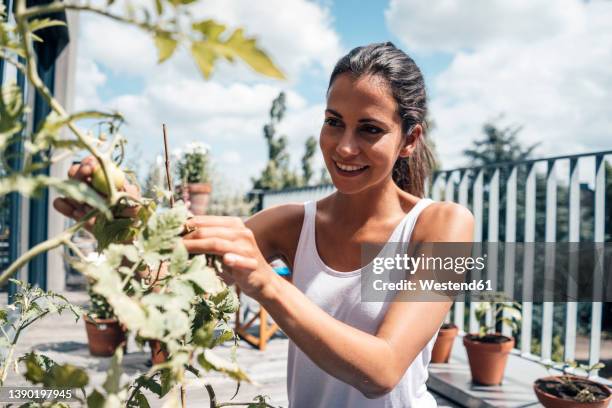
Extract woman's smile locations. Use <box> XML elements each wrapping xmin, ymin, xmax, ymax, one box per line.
<box><xmin>333</xmin><ymin>160</ymin><xmax>370</xmax><ymax>177</ymax></box>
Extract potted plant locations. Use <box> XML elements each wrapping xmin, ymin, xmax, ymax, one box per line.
<box><xmin>463</xmin><ymin>296</ymin><xmax>521</xmax><ymax>385</ymax></box>
<box><xmin>534</xmin><ymin>361</ymin><xmax>611</xmax><ymax>408</ymax></box>
<box><xmin>84</xmin><ymin>289</ymin><xmax>126</xmax><ymax>357</ymax></box>
<box><xmin>431</xmin><ymin>322</ymin><xmax>458</xmax><ymax>363</ymax></box>
<box><xmin>176</xmin><ymin>142</ymin><xmax>212</xmax><ymax>215</ymax></box>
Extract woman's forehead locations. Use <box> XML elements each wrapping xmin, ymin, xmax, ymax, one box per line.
<box><xmin>326</xmin><ymin>73</ymin><xmax>399</xmax><ymax>122</ymax></box>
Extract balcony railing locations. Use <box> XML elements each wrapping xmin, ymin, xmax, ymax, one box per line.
<box><xmin>259</xmin><ymin>150</ymin><xmax>612</xmax><ymax>379</ymax></box>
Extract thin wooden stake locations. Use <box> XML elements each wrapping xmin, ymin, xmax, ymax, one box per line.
<box><xmin>162</xmin><ymin>123</ymin><xmax>175</xmax><ymax>208</ymax></box>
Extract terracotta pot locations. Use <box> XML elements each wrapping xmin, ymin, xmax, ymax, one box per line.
<box><xmin>463</xmin><ymin>334</ymin><xmax>515</xmax><ymax>385</ymax></box>
<box><xmin>187</xmin><ymin>183</ymin><xmax>211</xmax><ymax>215</ymax></box>
<box><xmin>149</xmin><ymin>340</ymin><xmax>169</xmax><ymax>365</ymax></box>
<box><xmin>534</xmin><ymin>375</ymin><xmax>612</xmax><ymax>408</ymax></box>
<box><xmin>431</xmin><ymin>324</ymin><xmax>458</xmax><ymax>363</ymax></box>
<box><xmin>84</xmin><ymin>315</ymin><xmax>126</xmax><ymax>357</ymax></box>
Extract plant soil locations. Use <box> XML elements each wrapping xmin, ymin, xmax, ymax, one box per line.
<box><xmin>535</xmin><ymin>377</ymin><xmax>610</xmax><ymax>402</ymax></box>
<box><xmin>465</xmin><ymin>333</ymin><xmax>512</xmax><ymax>344</ymax></box>
<box><xmin>441</xmin><ymin>323</ymin><xmax>457</xmax><ymax>330</ymax></box>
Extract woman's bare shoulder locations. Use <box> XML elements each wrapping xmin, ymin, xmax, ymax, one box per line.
<box><xmin>245</xmin><ymin>203</ymin><xmax>306</xmax><ymax>263</ymax></box>
<box><xmin>413</xmin><ymin>201</ymin><xmax>474</xmax><ymax>242</ymax></box>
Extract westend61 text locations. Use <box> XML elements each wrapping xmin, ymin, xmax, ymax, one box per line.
<box><xmin>372</xmin><ymin>279</ymin><xmax>494</xmax><ymax>292</ymax></box>
<box><xmin>372</xmin><ymin>253</ymin><xmax>487</xmax><ymax>275</ymax></box>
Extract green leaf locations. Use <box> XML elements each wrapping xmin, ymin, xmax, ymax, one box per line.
<box><xmin>133</xmin><ymin>391</ymin><xmax>151</xmax><ymax>408</ymax></box>
<box><xmin>198</xmin><ymin>349</ymin><xmax>249</xmax><ymax>382</ymax></box>
<box><xmin>180</xmin><ymin>256</ymin><xmax>224</xmax><ymax>294</ymax></box>
<box><xmin>154</xmin><ymin>0</ymin><xmax>163</xmax><ymax>15</ymax></box>
<box><xmin>21</xmin><ymin>352</ymin><xmax>89</xmax><ymax>388</ymax></box>
<box><xmin>154</xmin><ymin>32</ymin><xmax>177</xmax><ymax>63</ymax></box>
<box><xmin>192</xmin><ymin>20</ymin><xmax>225</xmax><ymax>41</ymax></box>
<box><xmin>0</xmin><ymin>83</ymin><xmax>25</xmax><ymax>150</ymax></box>
<box><xmin>86</xmin><ymin>390</ymin><xmax>106</xmax><ymax>408</ymax></box>
<box><xmin>0</xmin><ymin>175</ymin><xmax>111</xmax><ymax>218</ymax></box>
<box><xmin>29</xmin><ymin>18</ymin><xmax>67</xmax><ymax>33</ymax></box>
<box><xmin>169</xmin><ymin>243</ymin><xmax>188</xmax><ymax>275</ymax></box>
<box><xmin>190</xmin><ymin>41</ymin><xmax>217</xmax><ymax>79</ymax></box>
<box><xmin>223</xmin><ymin>29</ymin><xmax>284</xmax><ymax>79</ymax></box>
<box><xmin>47</xmin><ymin>364</ymin><xmax>89</xmax><ymax>388</ymax></box>
<box><xmin>135</xmin><ymin>375</ymin><xmax>162</xmax><ymax>397</ymax></box>
<box><xmin>103</xmin><ymin>348</ymin><xmax>123</xmax><ymax>394</ymax></box>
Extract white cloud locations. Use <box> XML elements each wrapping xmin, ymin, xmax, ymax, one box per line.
<box><xmin>73</xmin><ymin>57</ymin><xmax>106</xmax><ymax>111</ymax></box>
<box><xmin>385</xmin><ymin>0</ymin><xmax>582</xmax><ymax>53</ymax></box>
<box><xmin>385</xmin><ymin>0</ymin><xmax>612</xmax><ymax>169</ymax></box>
<box><xmin>74</xmin><ymin>0</ymin><xmax>340</xmax><ymax>188</ymax></box>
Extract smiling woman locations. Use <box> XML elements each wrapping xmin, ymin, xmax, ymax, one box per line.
<box><xmin>180</xmin><ymin>42</ymin><xmax>474</xmax><ymax>408</ymax></box>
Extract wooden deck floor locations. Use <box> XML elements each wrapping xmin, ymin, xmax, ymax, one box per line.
<box><xmin>2</xmin><ymin>290</ymin><xmax>460</xmax><ymax>407</ymax></box>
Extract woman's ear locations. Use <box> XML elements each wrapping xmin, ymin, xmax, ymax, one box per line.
<box><xmin>399</xmin><ymin>124</ymin><xmax>422</xmax><ymax>158</ymax></box>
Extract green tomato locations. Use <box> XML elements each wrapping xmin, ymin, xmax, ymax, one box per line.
<box><xmin>91</xmin><ymin>162</ymin><xmax>125</xmax><ymax>195</ymax></box>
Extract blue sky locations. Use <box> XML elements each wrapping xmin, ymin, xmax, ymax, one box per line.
<box><xmin>74</xmin><ymin>0</ymin><xmax>612</xmax><ymax>191</ymax></box>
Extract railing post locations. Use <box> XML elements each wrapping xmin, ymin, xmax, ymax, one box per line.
<box><xmin>590</xmin><ymin>155</ymin><xmax>605</xmax><ymax>371</ymax></box>
<box><xmin>454</xmin><ymin>170</ymin><xmax>470</xmax><ymax>332</ymax></box>
<box><xmin>542</xmin><ymin>159</ymin><xmax>557</xmax><ymax>362</ymax></box>
<box><xmin>470</xmin><ymin>169</ymin><xmax>484</xmax><ymax>333</ymax></box>
<box><xmin>521</xmin><ymin>163</ymin><xmax>536</xmax><ymax>355</ymax></box>
<box><xmin>502</xmin><ymin>165</ymin><xmax>517</xmax><ymax>338</ymax></box>
<box><xmin>486</xmin><ymin>169</ymin><xmax>500</xmax><ymax>329</ymax></box>
<box><xmin>564</xmin><ymin>158</ymin><xmax>580</xmax><ymax>361</ymax></box>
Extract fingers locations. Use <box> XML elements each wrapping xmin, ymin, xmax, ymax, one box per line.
<box><xmin>185</xmin><ymin>216</ymin><xmax>244</xmax><ymax>229</ymax></box>
<box><xmin>182</xmin><ymin>237</ymin><xmax>239</xmax><ymax>256</ymax></box>
<box><xmin>53</xmin><ymin>198</ymin><xmax>78</xmax><ymax>218</ymax></box>
<box><xmin>182</xmin><ymin>227</ymin><xmax>239</xmax><ymax>241</ymax></box>
<box><xmin>68</xmin><ymin>156</ymin><xmax>97</xmax><ymax>182</ymax></box>
<box><xmin>223</xmin><ymin>253</ymin><xmax>258</xmax><ymax>271</ymax></box>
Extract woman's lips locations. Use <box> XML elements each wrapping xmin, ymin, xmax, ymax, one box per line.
<box><xmin>333</xmin><ymin>161</ymin><xmax>369</xmax><ymax>177</ymax></box>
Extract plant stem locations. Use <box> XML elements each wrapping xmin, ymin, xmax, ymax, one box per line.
<box><xmin>0</xmin><ymin>212</ymin><xmax>92</xmax><ymax>286</ymax></box>
<box><xmin>162</xmin><ymin>124</ymin><xmax>175</xmax><ymax>208</ymax></box>
<box><xmin>15</xmin><ymin>0</ymin><xmax>118</xmax><ymax>204</ymax></box>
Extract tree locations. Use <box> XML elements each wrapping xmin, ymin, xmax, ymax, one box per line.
<box><xmin>252</xmin><ymin>92</ymin><xmax>295</xmax><ymax>190</ymax></box>
<box><xmin>301</xmin><ymin>136</ymin><xmax>317</xmax><ymax>186</ymax></box>
<box><xmin>463</xmin><ymin>121</ymin><xmax>538</xmax><ymax>166</ymax></box>
<box><xmin>252</xmin><ymin>94</ymin><xmax>320</xmax><ymax>190</ymax></box>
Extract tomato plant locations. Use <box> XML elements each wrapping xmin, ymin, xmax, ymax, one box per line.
<box><xmin>0</xmin><ymin>0</ymin><xmax>284</xmax><ymax>406</ymax></box>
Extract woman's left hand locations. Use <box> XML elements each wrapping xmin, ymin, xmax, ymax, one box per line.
<box><xmin>181</xmin><ymin>216</ymin><xmax>278</xmax><ymax>300</ymax></box>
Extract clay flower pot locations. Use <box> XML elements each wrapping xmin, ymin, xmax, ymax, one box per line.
<box><xmin>187</xmin><ymin>183</ymin><xmax>211</xmax><ymax>215</ymax></box>
<box><xmin>84</xmin><ymin>315</ymin><xmax>126</xmax><ymax>357</ymax></box>
<box><xmin>431</xmin><ymin>323</ymin><xmax>458</xmax><ymax>363</ymax></box>
<box><xmin>149</xmin><ymin>340</ymin><xmax>169</xmax><ymax>365</ymax></box>
<box><xmin>463</xmin><ymin>333</ymin><xmax>515</xmax><ymax>385</ymax></box>
<box><xmin>534</xmin><ymin>375</ymin><xmax>612</xmax><ymax>408</ymax></box>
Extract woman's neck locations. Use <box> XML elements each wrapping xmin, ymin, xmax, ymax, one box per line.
<box><xmin>327</xmin><ymin>180</ymin><xmax>417</xmax><ymax>228</ymax></box>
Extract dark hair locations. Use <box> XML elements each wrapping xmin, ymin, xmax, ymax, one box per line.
<box><xmin>327</xmin><ymin>42</ymin><xmax>435</xmax><ymax>198</ymax></box>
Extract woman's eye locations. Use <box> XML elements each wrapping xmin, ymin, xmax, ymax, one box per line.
<box><xmin>361</xmin><ymin>125</ymin><xmax>383</xmax><ymax>135</ymax></box>
<box><xmin>324</xmin><ymin>117</ymin><xmax>342</xmax><ymax>127</ymax></box>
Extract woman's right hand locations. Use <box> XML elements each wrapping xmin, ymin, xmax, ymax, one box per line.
<box><xmin>52</xmin><ymin>156</ymin><xmax>140</xmax><ymax>230</ymax></box>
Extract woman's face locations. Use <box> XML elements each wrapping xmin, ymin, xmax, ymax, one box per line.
<box><xmin>320</xmin><ymin>73</ymin><xmax>415</xmax><ymax>195</ymax></box>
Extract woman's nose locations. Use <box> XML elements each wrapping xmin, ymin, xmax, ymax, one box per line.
<box><xmin>335</xmin><ymin>131</ymin><xmax>360</xmax><ymax>158</ymax></box>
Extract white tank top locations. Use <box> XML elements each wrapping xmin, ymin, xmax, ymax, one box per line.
<box><xmin>287</xmin><ymin>198</ymin><xmax>437</xmax><ymax>408</ymax></box>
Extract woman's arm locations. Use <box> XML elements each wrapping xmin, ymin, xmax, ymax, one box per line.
<box><xmin>182</xmin><ymin>201</ymin><xmax>473</xmax><ymax>399</ymax></box>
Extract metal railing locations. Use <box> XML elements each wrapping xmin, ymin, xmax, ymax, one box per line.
<box><xmin>259</xmin><ymin>149</ymin><xmax>611</xmax><ymax>373</ymax></box>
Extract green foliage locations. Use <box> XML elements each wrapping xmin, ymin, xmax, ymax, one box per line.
<box><xmin>176</xmin><ymin>142</ymin><xmax>211</xmax><ymax>184</ymax></box>
<box><xmin>189</xmin><ymin>21</ymin><xmax>284</xmax><ymax>79</ymax></box>
<box><xmin>0</xmin><ymin>0</ymin><xmax>286</xmax><ymax>405</ymax></box>
<box><xmin>473</xmin><ymin>292</ymin><xmax>522</xmax><ymax>337</ymax></box>
<box><xmin>21</xmin><ymin>352</ymin><xmax>89</xmax><ymax>389</ymax></box>
<box><xmin>0</xmin><ymin>84</ymin><xmax>25</xmax><ymax>152</ymax></box>
<box><xmin>301</xmin><ymin>135</ymin><xmax>317</xmax><ymax>186</ymax></box>
<box><xmin>0</xmin><ymin>280</ymin><xmax>83</xmax><ymax>385</ymax></box>
<box><xmin>253</xmin><ymin>93</ymin><xmax>321</xmax><ymax>190</ymax></box>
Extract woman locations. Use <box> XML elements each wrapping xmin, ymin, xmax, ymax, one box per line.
<box><xmin>56</xmin><ymin>42</ymin><xmax>473</xmax><ymax>407</ymax></box>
